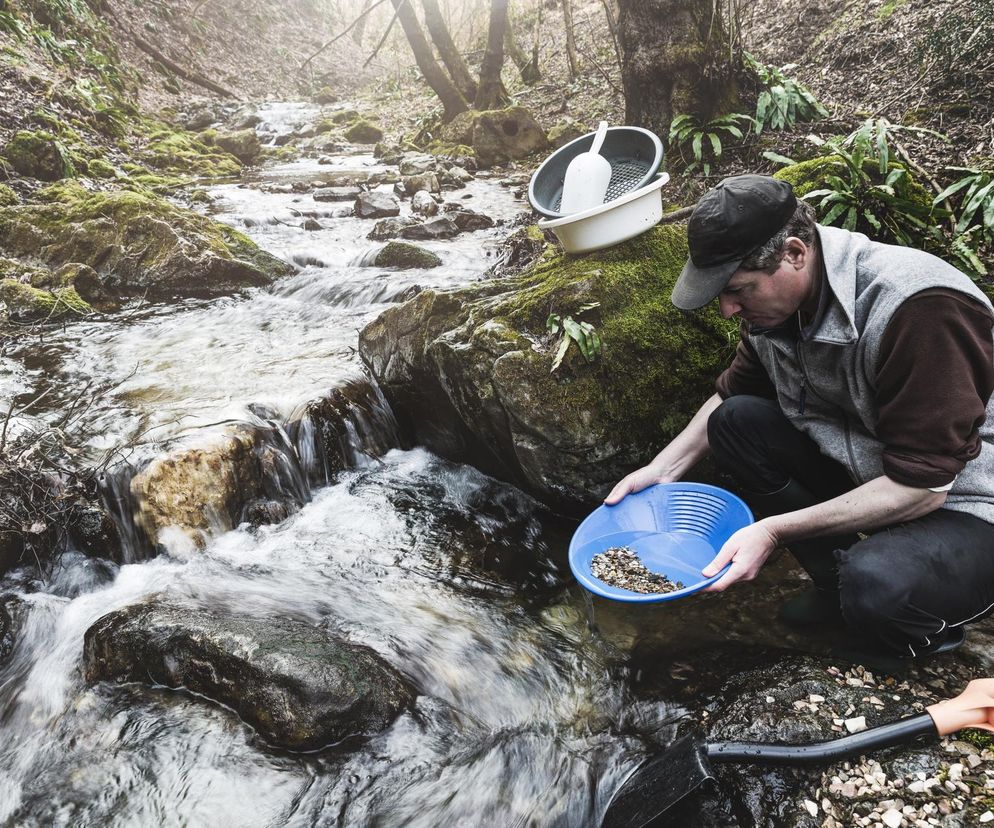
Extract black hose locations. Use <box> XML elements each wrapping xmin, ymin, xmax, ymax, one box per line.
<box><xmin>705</xmin><ymin>713</ymin><xmax>937</xmax><ymax>766</ymax></box>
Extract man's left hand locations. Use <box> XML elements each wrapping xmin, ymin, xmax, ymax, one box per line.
<box><xmin>701</xmin><ymin>521</ymin><xmax>779</xmax><ymax>592</ymax></box>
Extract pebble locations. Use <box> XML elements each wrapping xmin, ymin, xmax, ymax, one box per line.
<box><xmin>881</xmin><ymin>809</ymin><xmax>902</xmax><ymax>828</ymax></box>
<box><xmin>810</xmin><ymin>694</ymin><xmax>826</xmax><ymax>703</ymax></box>
<box><xmin>980</xmin><ymin>811</ymin><xmax>994</xmax><ymax>822</ymax></box>
<box><xmin>803</xmin><ymin>799</ymin><xmax>818</xmax><ymax>816</ymax></box>
<box><xmin>845</xmin><ymin>716</ymin><xmax>868</xmax><ymax>733</ymax></box>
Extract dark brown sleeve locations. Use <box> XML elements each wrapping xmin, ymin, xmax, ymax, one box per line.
<box><xmin>876</xmin><ymin>289</ymin><xmax>994</xmax><ymax>488</ymax></box>
<box><xmin>715</xmin><ymin>322</ymin><xmax>778</xmax><ymax>400</ymax></box>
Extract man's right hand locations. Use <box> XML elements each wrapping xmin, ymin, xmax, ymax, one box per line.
<box><xmin>603</xmin><ymin>465</ymin><xmax>668</xmax><ymax>505</ymax></box>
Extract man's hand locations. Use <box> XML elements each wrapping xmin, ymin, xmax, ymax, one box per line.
<box><xmin>701</xmin><ymin>521</ymin><xmax>778</xmax><ymax>592</ymax></box>
<box><xmin>604</xmin><ymin>464</ymin><xmax>667</xmax><ymax>505</ymax></box>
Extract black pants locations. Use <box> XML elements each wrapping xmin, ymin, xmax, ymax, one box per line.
<box><xmin>707</xmin><ymin>395</ymin><xmax>994</xmax><ymax>656</ymax></box>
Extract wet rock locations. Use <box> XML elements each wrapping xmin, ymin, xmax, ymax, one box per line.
<box><xmin>183</xmin><ymin>107</ymin><xmax>217</xmax><ymax>130</ymax></box>
<box><xmin>228</xmin><ymin>105</ymin><xmax>261</xmax><ymax>131</ymax></box>
<box><xmin>399</xmin><ymin>154</ymin><xmax>437</xmax><ymax>176</ymax></box>
<box><xmin>241</xmin><ymin>497</ymin><xmax>294</xmax><ymax>526</ymax></box>
<box><xmin>359</xmin><ymin>224</ymin><xmax>733</xmax><ymax>508</ymax></box>
<box><xmin>440</xmin><ymin>166</ymin><xmax>474</xmax><ymax>188</ymax></box>
<box><xmin>0</xmin><ymin>596</ymin><xmax>27</xmax><ymax>664</ymax></box>
<box><xmin>213</xmin><ymin>129</ymin><xmax>261</xmax><ymax>164</ymax></box>
<box><xmin>344</xmin><ymin>120</ymin><xmax>384</xmax><ymax>144</ymax></box>
<box><xmin>302</xmin><ymin>218</ymin><xmax>323</xmax><ymax>231</ymax></box>
<box><xmin>354</xmin><ymin>191</ymin><xmax>401</xmax><ymax>219</ymax></box>
<box><xmin>450</xmin><ymin>209</ymin><xmax>495</xmax><ymax>232</ymax></box>
<box><xmin>548</xmin><ymin>118</ymin><xmax>585</xmax><ymax>149</ymax></box>
<box><xmin>411</xmin><ymin>190</ymin><xmax>439</xmax><ymax>217</ymax></box>
<box><xmin>1</xmin><ymin>130</ymin><xmax>72</xmax><ymax>180</ymax></box>
<box><xmin>314</xmin><ymin>86</ymin><xmax>339</xmax><ymax>104</ymax></box>
<box><xmin>313</xmin><ymin>186</ymin><xmax>363</xmax><ymax>202</ymax></box>
<box><xmin>402</xmin><ymin>173</ymin><xmax>441</xmax><ymax>195</ymax></box>
<box><xmin>399</xmin><ymin>217</ymin><xmax>460</xmax><ymax>241</ymax></box>
<box><xmin>374</xmin><ymin>141</ymin><xmax>405</xmax><ymax>165</ymax></box>
<box><xmin>0</xmin><ymin>279</ymin><xmax>92</xmax><ymax>321</ymax></box>
<box><xmin>371</xmin><ymin>241</ymin><xmax>442</xmax><ymax>269</ymax></box>
<box><xmin>83</xmin><ymin>601</ymin><xmax>415</xmax><ymax>751</ymax></box>
<box><xmin>367</xmin><ymin>216</ymin><xmax>418</xmax><ymax>240</ymax></box>
<box><xmin>0</xmin><ymin>182</ymin><xmax>289</xmax><ymax>300</ymax></box>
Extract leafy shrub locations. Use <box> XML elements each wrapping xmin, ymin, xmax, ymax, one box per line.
<box><xmin>668</xmin><ymin>113</ymin><xmax>753</xmax><ymax>177</ymax></box>
<box><xmin>744</xmin><ymin>52</ymin><xmax>828</xmax><ymax>134</ymax></box>
<box><xmin>546</xmin><ymin>302</ymin><xmax>602</xmax><ymax>372</ymax></box>
<box><xmin>933</xmin><ymin>166</ymin><xmax>994</xmax><ymax>276</ymax></box>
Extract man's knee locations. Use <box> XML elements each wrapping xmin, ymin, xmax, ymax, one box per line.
<box><xmin>706</xmin><ymin>395</ymin><xmax>779</xmax><ymax>462</ymax></box>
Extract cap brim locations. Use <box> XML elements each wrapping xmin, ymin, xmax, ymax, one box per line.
<box><xmin>671</xmin><ymin>256</ymin><xmax>743</xmax><ymax>310</ymax></box>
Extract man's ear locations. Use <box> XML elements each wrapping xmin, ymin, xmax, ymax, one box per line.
<box><xmin>782</xmin><ymin>237</ymin><xmax>808</xmax><ymax>269</ymax></box>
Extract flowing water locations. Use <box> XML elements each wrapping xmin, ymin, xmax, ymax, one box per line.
<box><xmin>0</xmin><ymin>102</ymin><xmax>693</xmax><ymax>826</ymax></box>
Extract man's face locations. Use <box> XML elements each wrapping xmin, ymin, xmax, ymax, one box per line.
<box><xmin>716</xmin><ymin>240</ymin><xmax>812</xmax><ymax>327</ymax></box>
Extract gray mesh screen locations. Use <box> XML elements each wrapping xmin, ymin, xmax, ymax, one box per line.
<box><xmin>552</xmin><ymin>158</ymin><xmax>653</xmax><ymax>212</ymax></box>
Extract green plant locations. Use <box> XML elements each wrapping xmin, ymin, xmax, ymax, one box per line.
<box><xmin>0</xmin><ymin>10</ymin><xmax>27</xmax><ymax>39</ymax></box>
<box><xmin>669</xmin><ymin>113</ymin><xmax>753</xmax><ymax>176</ymax></box>
<box><xmin>840</xmin><ymin>116</ymin><xmax>946</xmax><ymax>175</ymax></box>
<box><xmin>546</xmin><ymin>302</ymin><xmax>602</xmax><ymax>372</ymax></box>
<box><xmin>744</xmin><ymin>52</ymin><xmax>828</xmax><ymax>134</ymax></box>
<box><xmin>934</xmin><ymin>166</ymin><xmax>994</xmax><ymax>243</ymax></box>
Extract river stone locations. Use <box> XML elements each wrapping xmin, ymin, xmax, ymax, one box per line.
<box><xmin>368</xmin><ymin>216</ymin><xmax>418</xmax><ymax>240</ymax></box>
<box><xmin>440</xmin><ymin>166</ymin><xmax>473</xmax><ymax>188</ymax></box>
<box><xmin>213</xmin><ymin>129</ymin><xmax>261</xmax><ymax>164</ymax></box>
<box><xmin>450</xmin><ymin>209</ymin><xmax>495</xmax><ymax>231</ymax></box>
<box><xmin>359</xmin><ymin>224</ymin><xmax>735</xmax><ymax>509</ymax></box>
<box><xmin>402</xmin><ymin>173</ymin><xmax>441</xmax><ymax>195</ymax></box>
<box><xmin>344</xmin><ymin>120</ymin><xmax>384</xmax><ymax>144</ymax></box>
<box><xmin>83</xmin><ymin>602</ymin><xmax>415</xmax><ymax>750</ymax></box>
<box><xmin>0</xmin><ymin>182</ymin><xmax>289</xmax><ymax>300</ymax></box>
<box><xmin>548</xmin><ymin>119</ymin><xmax>585</xmax><ymax>149</ymax></box>
<box><xmin>399</xmin><ymin>154</ymin><xmax>437</xmax><ymax>176</ymax></box>
<box><xmin>354</xmin><ymin>191</ymin><xmax>401</xmax><ymax>219</ymax></box>
<box><xmin>470</xmin><ymin>107</ymin><xmax>549</xmax><ymax>168</ymax></box>
<box><xmin>399</xmin><ymin>217</ymin><xmax>460</xmax><ymax>241</ymax></box>
<box><xmin>314</xmin><ymin>86</ymin><xmax>338</xmax><ymax>104</ymax></box>
<box><xmin>411</xmin><ymin>190</ymin><xmax>439</xmax><ymax>217</ymax></box>
<box><xmin>372</xmin><ymin>241</ymin><xmax>442</xmax><ymax>269</ymax></box>
<box><xmin>314</xmin><ymin>186</ymin><xmax>363</xmax><ymax>202</ymax></box>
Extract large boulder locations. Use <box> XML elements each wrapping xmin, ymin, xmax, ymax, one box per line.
<box><xmin>478</xmin><ymin>107</ymin><xmax>550</xmax><ymax>168</ymax></box>
<box><xmin>0</xmin><ymin>182</ymin><xmax>290</xmax><ymax>300</ymax></box>
<box><xmin>359</xmin><ymin>224</ymin><xmax>735</xmax><ymax>509</ymax></box>
<box><xmin>1</xmin><ymin>130</ymin><xmax>73</xmax><ymax>180</ymax></box>
<box><xmin>83</xmin><ymin>601</ymin><xmax>415</xmax><ymax>750</ymax></box>
<box><xmin>345</xmin><ymin>120</ymin><xmax>384</xmax><ymax>144</ymax></box>
<box><xmin>213</xmin><ymin>129</ymin><xmax>262</xmax><ymax>164</ymax></box>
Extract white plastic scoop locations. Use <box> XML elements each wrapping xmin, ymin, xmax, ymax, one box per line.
<box><xmin>558</xmin><ymin>121</ymin><xmax>612</xmax><ymax>215</ymax></box>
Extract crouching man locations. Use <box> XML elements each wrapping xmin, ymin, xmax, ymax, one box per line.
<box><xmin>606</xmin><ymin>173</ymin><xmax>994</xmax><ymax>665</ymax></box>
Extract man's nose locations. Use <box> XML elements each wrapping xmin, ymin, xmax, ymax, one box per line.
<box><xmin>718</xmin><ymin>296</ymin><xmax>740</xmax><ymax>319</ymax></box>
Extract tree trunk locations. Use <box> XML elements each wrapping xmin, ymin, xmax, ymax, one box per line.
<box><xmin>561</xmin><ymin>0</ymin><xmax>579</xmax><ymax>80</ymax></box>
<box><xmin>421</xmin><ymin>0</ymin><xmax>478</xmax><ymax>101</ymax></box>
<box><xmin>599</xmin><ymin>0</ymin><xmax>623</xmax><ymax>70</ymax></box>
<box><xmin>352</xmin><ymin>0</ymin><xmax>373</xmax><ymax>44</ymax></box>
<box><xmin>389</xmin><ymin>0</ymin><xmax>469</xmax><ymax>122</ymax></box>
<box><xmin>475</xmin><ymin>0</ymin><xmax>509</xmax><ymax>110</ymax></box>
<box><xmin>504</xmin><ymin>6</ymin><xmax>541</xmax><ymax>85</ymax></box>
<box><xmin>616</xmin><ymin>0</ymin><xmax>741</xmax><ymax>142</ymax></box>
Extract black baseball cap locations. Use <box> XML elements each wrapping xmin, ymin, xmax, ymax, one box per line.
<box><xmin>671</xmin><ymin>174</ymin><xmax>798</xmax><ymax>310</ymax></box>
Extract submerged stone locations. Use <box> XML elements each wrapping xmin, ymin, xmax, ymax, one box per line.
<box><xmin>83</xmin><ymin>602</ymin><xmax>415</xmax><ymax>751</ymax></box>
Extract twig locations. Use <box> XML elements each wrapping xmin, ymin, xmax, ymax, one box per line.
<box><xmin>660</xmin><ymin>205</ymin><xmax>695</xmax><ymax>224</ymax></box>
<box><xmin>299</xmin><ymin>0</ymin><xmax>390</xmax><ymax>75</ymax></box>
<box><xmin>363</xmin><ymin>1</ymin><xmax>405</xmax><ymax>69</ymax></box>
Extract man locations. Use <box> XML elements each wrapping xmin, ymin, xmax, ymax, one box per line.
<box><xmin>604</xmin><ymin>173</ymin><xmax>994</xmax><ymax>664</ymax></box>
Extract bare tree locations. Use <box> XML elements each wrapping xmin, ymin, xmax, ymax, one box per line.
<box><xmin>422</xmin><ymin>0</ymin><xmax>478</xmax><ymax>101</ymax></box>
<box><xmin>617</xmin><ymin>0</ymin><xmax>742</xmax><ymax>140</ymax></box>
<box><xmin>504</xmin><ymin>1</ymin><xmax>541</xmax><ymax>85</ymax></box>
<box><xmin>475</xmin><ymin>0</ymin><xmax>509</xmax><ymax>110</ymax></box>
<box><xmin>389</xmin><ymin>0</ymin><xmax>470</xmax><ymax>121</ymax></box>
<box><xmin>561</xmin><ymin>0</ymin><xmax>579</xmax><ymax>80</ymax></box>
<box><xmin>352</xmin><ymin>0</ymin><xmax>374</xmax><ymax>44</ymax></box>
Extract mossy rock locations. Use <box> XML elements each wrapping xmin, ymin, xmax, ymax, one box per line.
<box><xmin>373</xmin><ymin>242</ymin><xmax>442</xmax><ymax>269</ymax></box>
<box><xmin>331</xmin><ymin>109</ymin><xmax>361</xmax><ymax>125</ymax></box>
<box><xmin>0</xmin><ymin>185</ymin><xmax>18</xmax><ymax>207</ymax></box>
<box><xmin>547</xmin><ymin>119</ymin><xmax>585</xmax><ymax>149</ymax></box>
<box><xmin>0</xmin><ymin>279</ymin><xmax>93</xmax><ymax>321</ymax></box>
<box><xmin>345</xmin><ymin>120</ymin><xmax>384</xmax><ymax>144</ymax></box>
<box><xmin>214</xmin><ymin>129</ymin><xmax>261</xmax><ymax>164</ymax></box>
<box><xmin>314</xmin><ymin>86</ymin><xmax>339</xmax><ymax>105</ymax></box>
<box><xmin>314</xmin><ymin>119</ymin><xmax>337</xmax><ymax>135</ymax></box>
<box><xmin>359</xmin><ymin>223</ymin><xmax>735</xmax><ymax>507</ymax></box>
<box><xmin>0</xmin><ymin>181</ymin><xmax>290</xmax><ymax>300</ymax></box>
<box><xmin>142</xmin><ymin>127</ymin><xmax>242</xmax><ymax>177</ymax></box>
<box><xmin>1</xmin><ymin>130</ymin><xmax>74</xmax><ymax>180</ymax></box>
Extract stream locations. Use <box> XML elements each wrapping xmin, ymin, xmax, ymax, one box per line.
<box><xmin>0</xmin><ymin>102</ymin><xmax>691</xmax><ymax>826</ymax></box>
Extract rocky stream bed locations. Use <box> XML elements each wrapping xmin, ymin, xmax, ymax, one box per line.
<box><xmin>1</xmin><ymin>100</ymin><xmax>994</xmax><ymax>828</ymax></box>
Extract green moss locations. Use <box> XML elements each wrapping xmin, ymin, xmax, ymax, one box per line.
<box><xmin>344</xmin><ymin>120</ymin><xmax>384</xmax><ymax>144</ymax></box>
<box><xmin>475</xmin><ymin>224</ymin><xmax>737</xmax><ymax>444</ymax></box>
<box><xmin>1</xmin><ymin>130</ymin><xmax>74</xmax><ymax>180</ymax></box>
<box><xmin>960</xmin><ymin>729</ymin><xmax>994</xmax><ymax>750</ymax></box>
<box><xmin>426</xmin><ymin>141</ymin><xmax>476</xmax><ymax>159</ymax></box>
<box><xmin>877</xmin><ymin>0</ymin><xmax>907</xmax><ymax>19</ymax></box>
<box><xmin>86</xmin><ymin>158</ymin><xmax>117</xmax><ymax>179</ymax></box>
<box><xmin>314</xmin><ymin>119</ymin><xmax>337</xmax><ymax>135</ymax></box>
<box><xmin>142</xmin><ymin>126</ymin><xmax>241</xmax><ymax>177</ymax></box>
<box><xmin>0</xmin><ymin>279</ymin><xmax>93</xmax><ymax>321</ymax></box>
<box><xmin>772</xmin><ymin>156</ymin><xmax>843</xmax><ymax>197</ymax></box>
<box><xmin>374</xmin><ymin>242</ymin><xmax>443</xmax><ymax>269</ymax></box>
<box><xmin>0</xmin><ymin>185</ymin><xmax>18</xmax><ymax>207</ymax></box>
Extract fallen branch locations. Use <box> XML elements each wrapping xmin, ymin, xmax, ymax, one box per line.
<box><xmin>659</xmin><ymin>205</ymin><xmax>695</xmax><ymax>224</ymax></box>
<box><xmin>129</xmin><ymin>30</ymin><xmax>239</xmax><ymax>99</ymax></box>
